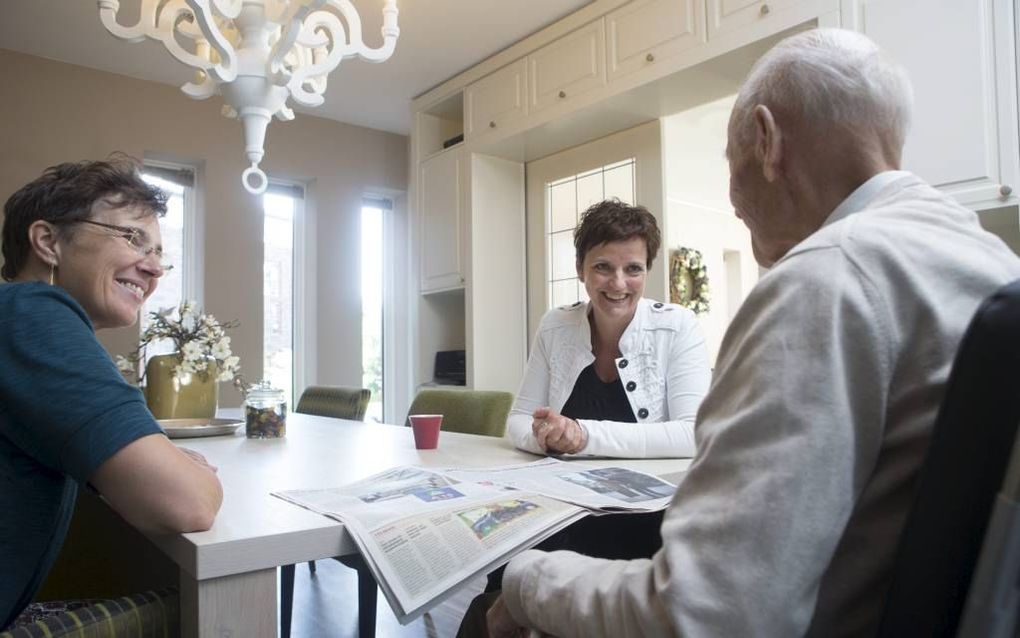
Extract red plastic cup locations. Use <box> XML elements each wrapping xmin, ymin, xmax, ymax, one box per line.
<box><xmin>409</xmin><ymin>414</ymin><xmax>443</xmax><ymax>449</ymax></box>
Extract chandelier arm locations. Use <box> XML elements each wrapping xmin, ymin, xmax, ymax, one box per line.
<box><xmin>276</xmin><ymin>105</ymin><xmax>296</xmax><ymax>121</ymax></box>
<box><xmin>267</xmin><ymin>0</ymin><xmax>328</xmax><ymax>84</ymax></box>
<box><xmin>97</xmin><ymin>0</ymin><xmax>164</xmax><ymax>43</ymax></box>
<box><xmin>209</xmin><ymin>0</ymin><xmax>242</xmax><ymax>19</ymax></box>
<box><xmin>148</xmin><ymin>1</ymin><xmax>225</xmax><ymax>74</ymax></box>
<box><xmin>182</xmin><ymin>74</ymin><xmax>219</xmax><ymax>99</ymax></box>
<box><xmin>184</xmin><ymin>0</ymin><xmax>238</xmax><ymax>82</ymax></box>
<box><xmin>328</xmin><ymin>0</ymin><xmax>399</xmax><ymax>63</ymax></box>
<box><xmin>285</xmin><ymin>12</ymin><xmax>350</xmax><ymax>106</ymax></box>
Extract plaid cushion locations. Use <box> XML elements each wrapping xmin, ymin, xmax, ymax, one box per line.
<box><xmin>0</xmin><ymin>589</ymin><xmax>178</xmax><ymax>638</ymax></box>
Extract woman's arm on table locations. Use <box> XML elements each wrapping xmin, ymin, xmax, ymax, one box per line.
<box><xmin>505</xmin><ymin>330</ymin><xmax>554</xmax><ymax>455</ymax></box>
<box><xmin>91</xmin><ymin>435</ymin><xmax>223</xmax><ymax>534</ymax></box>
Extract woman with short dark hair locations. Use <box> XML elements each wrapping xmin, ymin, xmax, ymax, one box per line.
<box><xmin>0</xmin><ymin>157</ymin><xmax>222</xmax><ymax>631</ymax></box>
<box><xmin>506</xmin><ymin>198</ymin><xmax>711</xmax><ymax>459</ymax></box>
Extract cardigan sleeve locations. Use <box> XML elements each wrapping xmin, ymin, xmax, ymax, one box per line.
<box><xmin>505</xmin><ymin>324</ymin><xmax>553</xmax><ymax>455</ymax></box>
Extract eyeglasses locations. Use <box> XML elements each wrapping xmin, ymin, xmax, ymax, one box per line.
<box><xmin>73</xmin><ymin>220</ymin><xmax>174</xmax><ymax>272</ymax></box>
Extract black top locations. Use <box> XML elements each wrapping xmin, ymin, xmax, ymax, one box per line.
<box><xmin>560</xmin><ymin>363</ymin><xmax>637</xmax><ymax>423</ymax></box>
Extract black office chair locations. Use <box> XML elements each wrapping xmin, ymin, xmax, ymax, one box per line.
<box><xmin>877</xmin><ymin>279</ymin><xmax>1020</xmax><ymax>637</ymax></box>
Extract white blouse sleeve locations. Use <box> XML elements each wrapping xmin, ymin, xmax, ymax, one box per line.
<box><xmin>504</xmin><ymin>327</ymin><xmax>551</xmax><ymax>455</ymax></box>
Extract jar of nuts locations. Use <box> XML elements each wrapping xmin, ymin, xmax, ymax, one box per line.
<box><xmin>245</xmin><ymin>380</ymin><xmax>286</xmax><ymax>439</ymax></box>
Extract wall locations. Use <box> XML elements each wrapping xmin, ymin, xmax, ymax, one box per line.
<box><xmin>0</xmin><ymin>49</ymin><xmax>408</xmax><ymax>407</ymax></box>
<box><xmin>661</xmin><ymin>95</ymin><xmax>758</xmax><ymax>364</ymax></box>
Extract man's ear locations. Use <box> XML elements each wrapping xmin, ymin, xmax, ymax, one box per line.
<box><xmin>753</xmin><ymin>105</ymin><xmax>782</xmax><ymax>182</ymax></box>
<box><xmin>27</xmin><ymin>220</ymin><xmax>62</xmax><ymax>266</ymax></box>
<box><xmin>576</xmin><ymin>261</ymin><xmax>585</xmax><ymax>283</ymax></box>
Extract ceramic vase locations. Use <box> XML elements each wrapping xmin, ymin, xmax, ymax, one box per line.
<box><xmin>144</xmin><ymin>353</ymin><xmax>218</xmax><ymax>419</ymax></box>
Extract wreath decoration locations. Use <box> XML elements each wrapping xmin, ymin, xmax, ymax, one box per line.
<box><xmin>669</xmin><ymin>247</ymin><xmax>711</xmax><ymax>315</ymax></box>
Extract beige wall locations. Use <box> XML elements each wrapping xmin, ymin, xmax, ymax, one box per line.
<box><xmin>0</xmin><ymin>49</ymin><xmax>408</xmax><ymax>406</ymax></box>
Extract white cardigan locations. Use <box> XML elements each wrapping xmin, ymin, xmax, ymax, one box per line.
<box><xmin>506</xmin><ymin>297</ymin><xmax>711</xmax><ymax>458</ymax></box>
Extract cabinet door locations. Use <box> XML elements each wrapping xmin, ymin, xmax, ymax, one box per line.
<box><xmin>859</xmin><ymin>0</ymin><xmax>1018</xmax><ymax>208</ymax></box>
<box><xmin>464</xmin><ymin>58</ymin><xmax>528</xmax><ymax>140</ymax></box>
<box><xmin>707</xmin><ymin>0</ymin><xmax>804</xmax><ymax>40</ymax></box>
<box><xmin>420</xmin><ymin>150</ymin><xmax>466</xmax><ymax>292</ymax></box>
<box><xmin>529</xmin><ymin>19</ymin><xmax>607</xmax><ymax>114</ymax></box>
<box><xmin>607</xmin><ymin>0</ymin><xmax>705</xmax><ymax>81</ymax></box>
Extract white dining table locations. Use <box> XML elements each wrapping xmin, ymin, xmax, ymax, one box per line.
<box><xmin>82</xmin><ymin>413</ymin><xmax>691</xmax><ymax>636</ymax></box>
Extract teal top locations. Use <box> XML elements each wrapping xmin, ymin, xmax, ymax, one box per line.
<box><xmin>0</xmin><ymin>282</ymin><xmax>161</xmax><ymax>630</ymax></box>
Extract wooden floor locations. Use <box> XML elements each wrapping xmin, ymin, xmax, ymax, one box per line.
<box><xmin>287</xmin><ymin>559</ymin><xmax>486</xmax><ymax>638</ymax></box>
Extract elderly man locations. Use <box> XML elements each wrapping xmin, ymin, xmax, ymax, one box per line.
<box><xmin>483</xmin><ymin>28</ymin><xmax>1020</xmax><ymax>637</ymax></box>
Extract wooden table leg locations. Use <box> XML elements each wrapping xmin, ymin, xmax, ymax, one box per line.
<box><xmin>180</xmin><ymin>567</ymin><xmax>278</xmax><ymax>637</ymax></box>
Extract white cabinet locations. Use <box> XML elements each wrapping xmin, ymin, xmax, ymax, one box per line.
<box><xmin>607</xmin><ymin>0</ymin><xmax>705</xmax><ymax>81</ymax></box>
<box><xmin>464</xmin><ymin>58</ymin><xmax>528</xmax><ymax>140</ymax></box>
<box><xmin>707</xmin><ymin>0</ymin><xmax>805</xmax><ymax>40</ymax></box>
<box><xmin>857</xmin><ymin>0</ymin><xmax>1018</xmax><ymax>209</ymax></box>
<box><xmin>419</xmin><ymin>149</ymin><xmax>467</xmax><ymax>292</ymax></box>
<box><xmin>529</xmin><ymin>19</ymin><xmax>607</xmax><ymax>114</ymax></box>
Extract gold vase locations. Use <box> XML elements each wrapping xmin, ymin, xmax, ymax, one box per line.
<box><xmin>144</xmin><ymin>354</ymin><xmax>219</xmax><ymax>420</ymax></box>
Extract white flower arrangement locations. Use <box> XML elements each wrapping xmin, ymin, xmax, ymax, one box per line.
<box><xmin>116</xmin><ymin>300</ymin><xmax>241</xmax><ymax>384</ymax></box>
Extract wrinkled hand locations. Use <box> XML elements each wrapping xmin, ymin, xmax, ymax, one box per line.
<box><xmin>180</xmin><ymin>447</ymin><xmax>218</xmax><ymax>474</ymax></box>
<box><xmin>486</xmin><ymin>594</ymin><xmax>529</xmax><ymax>638</ymax></box>
<box><xmin>532</xmin><ymin>407</ymin><xmax>587</xmax><ymax>455</ymax></box>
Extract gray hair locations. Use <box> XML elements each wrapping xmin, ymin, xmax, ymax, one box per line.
<box><xmin>731</xmin><ymin>28</ymin><xmax>913</xmax><ymax>154</ymax></box>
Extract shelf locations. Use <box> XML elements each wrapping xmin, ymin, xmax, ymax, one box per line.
<box><xmin>418</xmin><ymin>92</ymin><xmax>464</xmax><ymax>158</ymax></box>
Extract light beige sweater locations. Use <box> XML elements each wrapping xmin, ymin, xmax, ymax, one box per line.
<box><xmin>502</xmin><ymin>173</ymin><xmax>1020</xmax><ymax>637</ymax></box>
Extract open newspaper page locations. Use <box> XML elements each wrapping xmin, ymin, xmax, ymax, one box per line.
<box><xmin>274</xmin><ymin>466</ymin><xmax>586</xmax><ymax>623</ymax></box>
<box><xmin>442</xmin><ymin>458</ymin><xmax>678</xmax><ymax>512</ymax></box>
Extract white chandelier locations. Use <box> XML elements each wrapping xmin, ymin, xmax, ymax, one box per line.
<box><xmin>98</xmin><ymin>0</ymin><xmax>399</xmax><ymax>194</ymax></box>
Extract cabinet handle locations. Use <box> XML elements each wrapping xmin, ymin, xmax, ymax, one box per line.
<box><xmin>760</xmin><ymin>3</ymin><xmax>770</xmax><ymax>15</ymax></box>
<box><xmin>489</xmin><ymin>120</ymin><xmax>496</xmax><ymax>129</ymax></box>
<box><xmin>558</xmin><ymin>90</ymin><xmax>567</xmax><ymax>98</ymax></box>
<box><xmin>1000</xmin><ymin>184</ymin><xmax>1013</xmax><ymax>197</ymax></box>
<box><xmin>646</xmin><ymin>53</ymin><xmax>655</xmax><ymax>63</ymax></box>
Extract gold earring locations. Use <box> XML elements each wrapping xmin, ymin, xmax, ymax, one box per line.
<box><xmin>49</xmin><ymin>263</ymin><xmax>56</xmax><ymax>286</ymax></box>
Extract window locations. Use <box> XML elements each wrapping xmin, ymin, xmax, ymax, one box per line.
<box><xmin>263</xmin><ymin>187</ymin><xmax>299</xmax><ymax>407</ymax></box>
<box><xmin>361</xmin><ymin>197</ymin><xmax>389</xmax><ymax>423</ymax></box>
<box><xmin>140</xmin><ymin>166</ymin><xmax>194</xmax><ymax>362</ymax></box>
<box><xmin>546</xmin><ymin>158</ymin><xmax>635</xmax><ymax>308</ymax></box>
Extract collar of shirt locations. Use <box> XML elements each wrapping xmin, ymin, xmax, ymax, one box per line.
<box><xmin>822</xmin><ymin>170</ymin><xmax>913</xmax><ymax>228</ymax></box>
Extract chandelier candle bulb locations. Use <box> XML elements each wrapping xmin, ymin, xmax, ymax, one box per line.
<box><xmin>98</xmin><ymin>0</ymin><xmax>400</xmax><ymax>195</ymax></box>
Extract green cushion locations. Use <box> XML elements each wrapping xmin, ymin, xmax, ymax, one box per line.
<box><xmin>405</xmin><ymin>389</ymin><xmax>514</xmax><ymax>437</ymax></box>
<box><xmin>295</xmin><ymin>386</ymin><xmax>371</xmax><ymax>421</ymax></box>
<box><xmin>1</xmin><ymin>589</ymin><xmax>178</xmax><ymax>638</ymax></box>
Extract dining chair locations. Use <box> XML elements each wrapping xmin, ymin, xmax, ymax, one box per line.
<box><xmin>0</xmin><ymin>589</ymin><xmax>179</xmax><ymax>638</ymax></box>
<box><xmin>877</xmin><ymin>279</ymin><xmax>1020</xmax><ymax>637</ymax></box>
<box><xmin>294</xmin><ymin>385</ymin><xmax>372</xmax><ymax>421</ymax></box>
<box><xmin>282</xmin><ymin>385</ymin><xmax>372</xmax><ymax>638</ymax></box>
<box><xmin>405</xmin><ymin>388</ymin><xmax>514</xmax><ymax>437</ymax></box>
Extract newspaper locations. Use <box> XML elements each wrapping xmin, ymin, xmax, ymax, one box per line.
<box><xmin>274</xmin><ymin>459</ymin><xmax>677</xmax><ymax>624</ymax></box>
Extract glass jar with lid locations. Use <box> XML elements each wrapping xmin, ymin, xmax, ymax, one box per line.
<box><xmin>244</xmin><ymin>380</ymin><xmax>286</xmax><ymax>439</ymax></box>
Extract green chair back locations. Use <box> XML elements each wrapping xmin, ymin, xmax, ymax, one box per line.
<box><xmin>296</xmin><ymin>386</ymin><xmax>371</xmax><ymax>421</ymax></box>
<box><xmin>405</xmin><ymin>389</ymin><xmax>513</xmax><ymax>437</ymax></box>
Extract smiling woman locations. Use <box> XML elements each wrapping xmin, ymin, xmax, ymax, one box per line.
<box><xmin>0</xmin><ymin>156</ymin><xmax>223</xmax><ymax>631</ymax></box>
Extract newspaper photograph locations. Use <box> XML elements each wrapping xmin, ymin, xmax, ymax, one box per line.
<box><xmin>441</xmin><ymin>458</ymin><xmax>677</xmax><ymax>511</ymax></box>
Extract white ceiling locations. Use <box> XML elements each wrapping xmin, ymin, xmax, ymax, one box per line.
<box><xmin>0</xmin><ymin>0</ymin><xmax>592</xmax><ymax>135</ymax></box>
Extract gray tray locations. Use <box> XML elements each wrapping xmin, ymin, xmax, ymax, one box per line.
<box><xmin>159</xmin><ymin>418</ymin><xmax>243</xmax><ymax>439</ymax></box>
